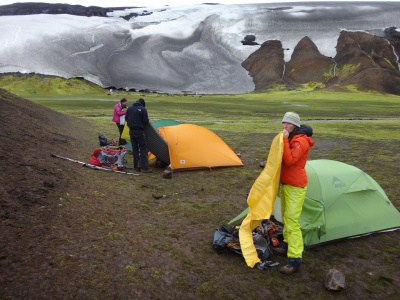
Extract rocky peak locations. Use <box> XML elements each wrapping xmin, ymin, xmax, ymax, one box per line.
<box><xmin>241</xmin><ymin>40</ymin><xmax>285</xmax><ymax>90</ymax></box>
<box><xmin>284</xmin><ymin>36</ymin><xmax>335</xmax><ymax>84</ymax></box>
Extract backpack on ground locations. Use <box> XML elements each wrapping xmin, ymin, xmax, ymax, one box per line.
<box><xmin>212</xmin><ymin>220</ymin><xmax>283</xmax><ymax>261</ymax></box>
<box><xmin>98</xmin><ymin>133</ymin><xmax>117</xmax><ymax>147</ymax></box>
<box><xmin>212</xmin><ymin>219</ymin><xmax>283</xmax><ymax>262</ymax></box>
<box><xmin>90</xmin><ymin>147</ymin><xmax>126</xmax><ymax>169</ymax></box>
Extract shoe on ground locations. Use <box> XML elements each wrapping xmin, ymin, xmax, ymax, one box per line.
<box><xmin>134</xmin><ymin>167</ymin><xmax>141</xmax><ymax>172</ymax></box>
<box><xmin>279</xmin><ymin>258</ymin><xmax>302</xmax><ymax>275</ymax></box>
<box><xmin>141</xmin><ymin>168</ymin><xmax>153</xmax><ymax>173</ymax></box>
<box><xmin>271</xmin><ymin>242</ymin><xmax>288</xmax><ymax>256</ymax></box>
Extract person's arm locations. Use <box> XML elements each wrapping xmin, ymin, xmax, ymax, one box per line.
<box><xmin>282</xmin><ymin>138</ymin><xmax>307</xmax><ymax>166</ymax></box>
<box><xmin>142</xmin><ymin>108</ymin><xmax>150</xmax><ymax>125</ymax></box>
<box><xmin>125</xmin><ymin>108</ymin><xmax>131</xmax><ymax>126</ymax></box>
<box><xmin>116</xmin><ymin>104</ymin><xmax>126</xmax><ymax>116</ymax></box>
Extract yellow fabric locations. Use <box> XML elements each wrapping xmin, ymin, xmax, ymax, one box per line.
<box><xmin>121</xmin><ymin>123</ymin><xmax>130</xmax><ymax>141</ymax></box>
<box><xmin>280</xmin><ymin>184</ymin><xmax>307</xmax><ymax>258</ymax></box>
<box><xmin>239</xmin><ymin>133</ymin><xmax>284</xmax><ymax>268</ymax></box>
<box><xmin>157</xmin><ymin>124</ymin><xmax>243</xmax><ymax>170</ymax></box>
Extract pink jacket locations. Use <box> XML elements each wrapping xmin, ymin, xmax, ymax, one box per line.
<box><xmin>112</xmin><ymin>102</ymin><xmax>126</xmax><ymax>123</ymax></box>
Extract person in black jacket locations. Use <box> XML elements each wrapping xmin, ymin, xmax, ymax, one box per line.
<box><xmin>125</xmin><ymin>98</ymin><xmax>152</xmax><ymax>173</ymax></box>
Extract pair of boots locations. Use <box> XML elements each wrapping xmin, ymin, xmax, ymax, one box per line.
<box><xmin>272</xmin><ymin>242</ymin><xmax>302</xmax><ymax>274</ymax></box>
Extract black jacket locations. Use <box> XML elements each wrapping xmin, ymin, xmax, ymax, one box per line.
<box><xmin>125</xmin><ymin>99</ymin><xmax>149</xmax><ymax>130</ymax></box>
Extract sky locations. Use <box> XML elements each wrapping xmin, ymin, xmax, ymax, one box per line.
<box><xmin>0</xmin><ymin>0</ymin><xmax>394</xmax><ymax>8</ymax></box>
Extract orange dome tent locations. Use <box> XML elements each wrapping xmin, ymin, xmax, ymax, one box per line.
<box><xmin>156</xmin><ymin>124</ymin><xmax>243</xmax><ymax>171</ymax></box>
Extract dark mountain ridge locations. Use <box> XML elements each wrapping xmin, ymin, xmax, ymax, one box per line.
<box><xmin>0</xmin><ymin>2</ymin><xmax>137</xmax><ymax>17</ymax></box>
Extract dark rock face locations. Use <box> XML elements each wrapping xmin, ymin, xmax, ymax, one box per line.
<box><xmin>384</xmin><ymin>27</ymin><xmax>400</xmax><ymax>62</ymax></box>
<box><xmin>241</xmin><ymin>35</ymin><xmax>259</xmax><ymax>46</ymax></box>
<box><xmin>346</xmin><ymin>68</ymin><xmax>400</xmax><ymax>95</ymax></box>
<box><xmin>334</xmin><ymin>31</ymin><xmax>400</xmax><ymax>94</ymax></box>
<box><xmin>284</xmin><ymin>36</ymin><xmax>335</xmax><ymax>84</ymax></box>
<box><xmin>243</xmin><ymin>30</ymin><xmax>400</xmax><ymax>95</ymax></box>
<box><xmin>241</xmin><ymin>40</ymin><xmax>285</xmax><ymax>90</ymax></box>
<box><xmin>335</xmin><ymin>31</ymin><xmax>398</xmax><ymax>73</ymax></box>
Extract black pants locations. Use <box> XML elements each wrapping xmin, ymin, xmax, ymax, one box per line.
<box><xmin>116</xmin><ymin>123</ymin><xmax>126</xmax><ymax>146</ymax></box>
<box><xmin>129</xmin><ymin>129</ymin><xmax>148</xmax><ymax>170</ymax></box>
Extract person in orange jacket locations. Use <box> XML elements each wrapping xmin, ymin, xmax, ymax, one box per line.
<box><xmin>275</xmin><ymin>112</ymin><xmax>314</xmax><ymax>275</ymax></box>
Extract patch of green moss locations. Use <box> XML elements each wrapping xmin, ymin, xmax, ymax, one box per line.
<box><xmin>323</xmin><ymin>64</ymin><xmax>335</xmax><ymax>80</ymax></box>
<box><xmin>336</xmin><ymin>64</ymin><xmax>358</xmax><ymax>80</ymax></box>
<box><xmin>0</xmin><ymin>73</ymin><xmax>105</xmax><ymax>96</ymax></box>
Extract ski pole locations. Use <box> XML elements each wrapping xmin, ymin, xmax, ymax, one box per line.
<box><xmin>152</xmin><ymin>188</ymin><xmax>204</xmax><ymax>199</ymax></box>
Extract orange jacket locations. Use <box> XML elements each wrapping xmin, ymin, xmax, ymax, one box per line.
<box><xmin>280</xmin><ymin>134</ymin><xmax>314</xmax><ymax>187</ymax></box>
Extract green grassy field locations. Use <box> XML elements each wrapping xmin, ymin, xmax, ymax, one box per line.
<box><xmin>22</xmin><ymin>90</ymin><xmax>400</xmax><ymax>140</ymax></box>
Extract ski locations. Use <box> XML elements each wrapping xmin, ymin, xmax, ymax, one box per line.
<box><xmin>51</xmin><ymin>154</ymin><xmax>139</xmax><ymax>176</ymax></box>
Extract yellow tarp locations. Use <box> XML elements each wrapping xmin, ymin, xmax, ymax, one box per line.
<box><xmin>239</xmin><ymin>133</ymin><xmax>283</xmax><ymax>268</ymax></box>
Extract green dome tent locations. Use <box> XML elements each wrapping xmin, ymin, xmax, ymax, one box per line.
<box><xmin>230</xmin><ymin>160</ymin><xmax>400</xmax><ymax>248</ymax></box>
<box><xmin>294</xmin><ymin>160</ymin><xmax>400</xmax><ymax>247</ymax></box>
<box><xmin>151</xmin><ymin>119</ymin><xmax>181</xmax><ymax>130</ymax></box>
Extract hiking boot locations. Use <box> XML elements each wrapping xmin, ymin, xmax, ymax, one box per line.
<box><xmin>134</xmin><ymin>167</ymin><xmax>141</xmax><ymax>172</ymax></box>
<box><xmin>279</xmin><ymin>258</ymin><xmax>302</xmax><ymax>275</ymax></box>
<box><xmin>141</xmin><ymin>168</ymin><xmax>153</xmax><ymax>173</ymax></box>
<box><xmin>272</xmin><ymin>242</ymin><xmax>288</xmax><ymax>256</ymax></box>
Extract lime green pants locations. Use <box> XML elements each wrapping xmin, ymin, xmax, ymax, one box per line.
<box><xmin>280</xmin><ymin>184</ymin><xmax>307</xmax><ymax>258</ymax></box>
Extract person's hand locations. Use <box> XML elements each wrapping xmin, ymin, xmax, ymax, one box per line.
<box><xmin>282</xmin><ymin>129</ymin><xmax>289</xmax><ymax>138</ymax></box>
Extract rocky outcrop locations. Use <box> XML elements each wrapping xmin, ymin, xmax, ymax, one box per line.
<box><xmin>334</xmin><ymin>31</ymin><xmax>400</xmax><ymax>94</ymax></box>
<box><xmin>243</xmin><ymin>30</ymin><xmax>400</xmax><ymax>95</ymax></box>
<box><xmin>335</xmin><ymin>31</ymin><xmax>399</xmax><ymax>74</ymax></box>
<box><xmin>241</xmin><ymin>40</ymin><xmax>285</xmax><ymax>90</ymax></box>
<box><xmin>241</xmin><ymin>35</ymin><xmax>259</xmax><ymax>46</ymax></box>
<box><xmin>284</xmin><ymin>36</ymin><xmax>335</xmax><ymax>84</ymax></box>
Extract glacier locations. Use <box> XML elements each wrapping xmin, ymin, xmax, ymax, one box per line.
<box><xmin>0</xmin><ymin>2</ymin><xmax>399</xmax><ymax>94</ymax></box>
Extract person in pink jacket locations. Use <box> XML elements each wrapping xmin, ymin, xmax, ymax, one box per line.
<box><xmin>276</xmin><ymin>112</ymin><xmax>314</xmax><ymax>275</ymax></box>
<box><xmin>112</xmin><ymin>98</ymin><xmax>128</xmax><ymax>146</ymax></box>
